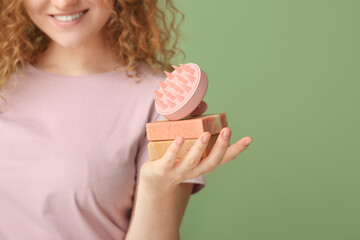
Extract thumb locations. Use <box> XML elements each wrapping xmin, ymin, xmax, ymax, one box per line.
<box><xmin>189</xmin><ymin>100</ymin><xmax>208</xmax><ymax>117</ymax></box>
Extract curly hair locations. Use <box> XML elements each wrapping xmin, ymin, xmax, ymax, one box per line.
<box><xmin>0</xmin><ymin>0</ymin><xmax>185</xmax><ymax>105</ymax></box>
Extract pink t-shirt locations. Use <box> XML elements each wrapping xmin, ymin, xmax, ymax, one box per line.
<box><xmin>0</xmin><ymin>64</ymin><xmax>205</xmax><ymax>239</ymax></box>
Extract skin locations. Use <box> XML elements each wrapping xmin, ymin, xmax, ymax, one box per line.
<box><xmin>23</xmin><ymin>0</ymin><xmax>253</xmax><ymax>239</ymax></box>
<box><xmin>127</xmin><ymin>129</ymin><xmax>252</xmax><ymax>239</ymax></box>
<box><xmin>23</xmin><ymin>0</ymin><xmax>117</xmax><ymax>75</ymax></box>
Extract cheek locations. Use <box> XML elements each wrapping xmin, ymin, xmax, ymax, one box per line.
<box><xmin>91</xmin><ymin>8</ymin><xmax>112</xmax><ymax>31</ymax></box>
<box><xmin>99</xmin><ymin>10</ymin><xmax>112</xmax><ymax>26</ymax></box>
<box><xmin>96</xmin><ymin>0</ymin><xmax>113</xmax><ymax>20</ymax></box>
<box><xmin>23</xmin><ymin>0</ymin><xmax>42</xmax><ymax>16</ymax></box>
<box><xmin>23</xmin><ymin>1</ymin><xmax>47</xmax><ymax>25</ymax></box>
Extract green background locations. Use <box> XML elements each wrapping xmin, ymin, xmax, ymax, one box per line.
<box><xmin>175</xmin><ymin>0</ymin><xmax>360</xmax><ymax>239</ymax></box>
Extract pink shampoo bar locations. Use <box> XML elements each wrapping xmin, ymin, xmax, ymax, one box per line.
<box><xmin>146</xmin><ymin>113</ymin><xmax>228</xmax><ymax>141</ymax></box>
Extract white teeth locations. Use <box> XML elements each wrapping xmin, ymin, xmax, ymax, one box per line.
<box><xmin>53</xmin><ymin>11</ymin><xmax>84</xmax><ymax>22</ymax></box>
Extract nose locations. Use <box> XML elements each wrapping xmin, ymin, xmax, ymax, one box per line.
<box><xmin>51</xmin><ymin>0</ymin><xmax>79</xmax><ymax>11</ymax></box>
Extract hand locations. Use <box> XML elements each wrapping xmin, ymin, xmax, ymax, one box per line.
<box><xmin>140</xmin><ymin>127</ymin><xmax>253</xmax><ymax>193</ymax></box>
<box><xmin>189</xmin><ymin>100</ymin><xmax>208</xmax><ymax>117</ymax></box>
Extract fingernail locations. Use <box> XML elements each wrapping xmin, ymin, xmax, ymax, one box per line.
<box><xmin>202</xmin><ymin>133</ymin><xmax>210</xmax><ymax>144</ymax></box>
<box><xmin>176</xmin><ymin>136</ymin><xmax>184</xmax><ymax>146</ymax></box>
<box><xmin>244</xmin><ymin>138</ymin><xmax>253</xmax><ymax>146</ymax></box>
<box><xmin>222</xmin><ymin>129</ymin><xmax>231</xmax><ymax>140</ymax></box>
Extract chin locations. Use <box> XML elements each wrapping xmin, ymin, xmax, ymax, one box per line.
<box><xmin>48</xmin><ymin>33</ymin><xmax>87</xmax><ymax>48</ymax></box>
<box><xmin>52</xmin><ymin>36</ymin><xmax>88</xmax><ymax>49</ymax></box>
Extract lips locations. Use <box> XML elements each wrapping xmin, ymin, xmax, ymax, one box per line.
<box><xmin>50</xmin><ymin>9</ymin><xmax>89</xmax><ymax>28</ymax></box>
<box><xmin>50</xmin><ymin>9</ymin><xmax>88</xmax><ymax>17</ymax></box>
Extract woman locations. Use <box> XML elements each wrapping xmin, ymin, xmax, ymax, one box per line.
<box><xmin>0</xmin><ymin>0</ymin><xmax>253</xmax><ymax>239</ymax></box>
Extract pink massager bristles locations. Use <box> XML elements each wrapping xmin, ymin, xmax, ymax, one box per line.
<box><xmin>154</xmin><ymin>63</ymin><xmax>208</xmax><ymax>120</ymax></box>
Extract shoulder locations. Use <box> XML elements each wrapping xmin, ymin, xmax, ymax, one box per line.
<box><xmin>125</xmin><ymin>63</ymin><xmax>165</xmax><ymax>100</ymax></box>
<box><xmin>116</xmin><ymin>63</ymin><xmax>166</xmax><ymax>121</ymax></box>
<box><xmin>136</xmin><ymin>63</ymin><xmax>166</xmax><ymax>87</ymax></box>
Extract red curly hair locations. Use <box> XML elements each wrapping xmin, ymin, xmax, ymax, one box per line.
<box><xmin>0</xmin><ymin>0</ymin><xmax>185</xmax><ymax>105</ymax></box>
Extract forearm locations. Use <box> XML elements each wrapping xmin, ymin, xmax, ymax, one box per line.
<box><xmin>125</xmin><ymin>181</ymin><xmax>192</xmax><ymax>240</ymax></box>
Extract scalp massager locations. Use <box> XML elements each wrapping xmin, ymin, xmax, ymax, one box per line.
<box><xmin>154</xmin><ymin>63</ymin><xmax>208</xmax><ymax>120</ymax></box>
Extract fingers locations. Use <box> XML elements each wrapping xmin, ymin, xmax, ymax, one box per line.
<box><xmin>159</xmin><ymin>136</ymin><xmax>184</xmax><ymax>170</ymax></box>
<box><xmin>158</xmin><ymin>127</ymin><xmax>253</xmax><ymax>180</ymax></box>
<box><xmin>174</xmin><ymin>132</ymin><xmax>211</xmax><ymax>173</ymax></box>
<box><xmin>190</xmin><ymin>127</ymin><xmax>231</xmax><ymax>176</ymax></box>
<box><xmin>220</xmin><ymin>136</ymin><xmax>253</xmax><ymax>165</ymax></box>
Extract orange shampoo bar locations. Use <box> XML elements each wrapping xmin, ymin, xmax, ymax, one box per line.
<box><xmin>148</xmin><ymin>134</ymin><xmax>219</xmax><ymax>160</ymax></box>
<box><xmin>146</xmin><ymin>113</ymin><xmax>228</xmax><ymax>141</ymax></box>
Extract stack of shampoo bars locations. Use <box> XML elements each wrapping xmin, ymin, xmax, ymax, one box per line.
<box><xmin>146</xmin><ymin>63</ymin><xmax>228</xmax><ymax>160</ymax></box>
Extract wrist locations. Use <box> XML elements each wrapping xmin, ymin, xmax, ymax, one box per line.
<box><xmin>139</xmin><ymin>161</ymin><xmax>182</xmax><ymax>196</ymax></box>
<box><xmin>138</xmin><ymin>175</ymin><xmax>180</xmax><ymax>197</ymax></box>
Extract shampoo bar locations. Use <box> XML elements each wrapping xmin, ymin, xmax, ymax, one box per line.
<box><xmin>146</xmin><ymin>113</ymin><xmax>227</xmax><ymax>141</ymax></box>
<box><xmin>148</xmin><ymin>134</ymin><xmax>219</xmax><ymax>160</ymax></box>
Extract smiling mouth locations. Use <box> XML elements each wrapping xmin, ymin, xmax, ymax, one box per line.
<box><xmin>51</xmin><ymin>9</ymin><xmax>88</xmax><ymax>22</ymax></box>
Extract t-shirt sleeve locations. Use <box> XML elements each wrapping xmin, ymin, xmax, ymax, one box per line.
<box><xmin>135</xmin><ymin>100</ymin><xmax>206</xmax><ymax>194</ymax></box>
